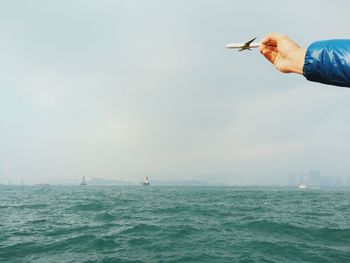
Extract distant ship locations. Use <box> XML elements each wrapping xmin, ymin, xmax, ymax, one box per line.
<box><xmin>80</xmin><ymin>176</ymin><xmax>87</xmax><ymax>186</ymax></box>
<box><xmin>298</xmin><ymin>184</ymin><xmax>307</xmax><ymax>189</ymax></box>
<box><xmin>142</xmin><ymin>176</ymin><xmax>150</xmax><ymax>186</ymax></box>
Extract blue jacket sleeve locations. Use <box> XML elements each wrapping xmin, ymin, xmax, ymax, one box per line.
<box><xmin>303</xmin><ymin>40</ymin><xmax>350</xmax><ymax>87</ymax></box>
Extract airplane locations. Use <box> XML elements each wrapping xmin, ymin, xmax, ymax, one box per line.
<box><xmin>225</xmin><ymin>37</ymin><xmax>261</xmax><ymax>51</ymax></box>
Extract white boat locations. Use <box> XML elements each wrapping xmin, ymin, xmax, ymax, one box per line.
<box><xmin>142</xmin><ymin>176</ymin><xmax>150</xmax><ymax>186</ymax></box>
<box><xmin>298</xmin><ymin>184</ymin><xmax>307</xmax><ymax>189</ymax></box>
<box><xmin>80</xmin><ymin>176</ymin><xmax>87</xmax><ymax>186</ymax></box>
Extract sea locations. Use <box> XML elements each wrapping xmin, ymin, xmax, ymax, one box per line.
<box><xmin>0</xmin><ymin>186</ymin><xmax>349</xmax><ymax>263</ymax></box>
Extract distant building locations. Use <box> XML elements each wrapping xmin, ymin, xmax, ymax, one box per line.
<box><xmin>333</xmin><ymin>176</ymin><xmax>344</xmax><ymax>186</ymax></box>
<box><xmin>308</xmin><ymin>170</ymin><xmax>321</xmax><ymax>186</ymax></box>
<box><xmin>299</xmin><ymin>172</ymin><xmax>307</xmax><ymax>185</ymax></box>
<box><xmin>288</xmin><ymin>170</ymin><xmax>348</xmax><ymax>187</ymax></box>
<box><xmin>321</xmin><ymin>176</ymin><xmax>333</xmax><ymax>187</ymax></box>
<box><xmin>346</xmin><ymin>176</ymin><xmax>350</xmax><ymax>186</ymax></box>
<box><xmin>288</xmin><ymin>173</ymin><xmax>298</xmax><ymax>186</ymax></box>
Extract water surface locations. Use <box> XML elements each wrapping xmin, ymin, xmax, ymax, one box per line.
<box><xmin>1</xmin><ymin>186</ymin><xmax>349</xmax><ymax>262</ymax></box>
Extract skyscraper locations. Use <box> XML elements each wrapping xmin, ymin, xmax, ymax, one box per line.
<box><xmin>308</xmin><ymin>170</ymin><xmax>321</xmax><ymax>186</ymax></box>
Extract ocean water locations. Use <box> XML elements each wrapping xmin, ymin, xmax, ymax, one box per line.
<box><xmin>0</xmin><ymin>186</ymin><xmax>350</xmax><ymax>262</ymax></box>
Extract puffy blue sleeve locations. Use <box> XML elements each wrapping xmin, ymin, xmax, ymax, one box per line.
<box><xmin>303</xmin><ymin>40</ymin><xmax>350</xmax><ymax>87</ymax></box>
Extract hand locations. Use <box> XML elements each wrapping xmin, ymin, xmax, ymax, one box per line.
<box><xmin>259</xmin><ymin>33</ymin><xmax>306</xmax><ymax>74</ymax></box>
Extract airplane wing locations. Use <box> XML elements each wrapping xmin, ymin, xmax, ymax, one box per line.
<box><xmin>244</xmin><ymin>37</ymin><xmax>257</xmax><ymax>46</ymax></box>
<box><xmin>225</xmin><ymin>37</ymin><xmax>260</xmax><ymax>50</ymax></box>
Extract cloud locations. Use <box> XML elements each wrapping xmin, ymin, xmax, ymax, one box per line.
<box><xmin>1</xmin><ymin>1</ymin><xmax>350</xmax><ymax>184</ymax></box>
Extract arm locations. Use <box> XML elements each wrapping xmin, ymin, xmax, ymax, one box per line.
<box><xmin>303</xmin><ymin>40</ymin><xmax>350</xmax><ymax>87</ymax></box>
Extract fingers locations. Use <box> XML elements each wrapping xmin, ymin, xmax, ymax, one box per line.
<box><xmin>262</xmin><ymin>51</ymin><xmax>277</xmax><ymax>65</ymax></box>
<box><xmin>259</xmin><ymin>33</ymin><xmax>286</xmax><ymax>65</ymax></box>
<box><xmin>261</xmin><ymin>32</ymin><xmax>286</xmax><ymax>46</ymax></box>
<box><xmin>260</xmin><ymin>45</ymin><xmax>277</xmax><ymax>64</ymax></box>
<box><xmin>259</xmin><ymin>44</ymin><xmax>277</xmax><ymax>53</ymax></box>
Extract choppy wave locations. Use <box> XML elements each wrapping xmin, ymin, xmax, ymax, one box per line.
<box><xmin>0</xmin><ymin>186</ymin><xmax>350</xmax><ymax>262</ymax></box>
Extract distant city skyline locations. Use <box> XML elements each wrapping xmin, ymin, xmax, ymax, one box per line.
<box><xmin>3</xmin><ymin>169</ymin><xmax>350</xmax><ymax>187</ymax></box>
<box><xmin>288</xmin><ymin>170</ymin><xmax>350</xmax><ymax>187</ymax></box>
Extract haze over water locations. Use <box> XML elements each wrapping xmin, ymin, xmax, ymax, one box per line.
<box><xmin>1</xmin><ymin>186</ymin><xmax>349</xmax><ymax>262</ymax></box>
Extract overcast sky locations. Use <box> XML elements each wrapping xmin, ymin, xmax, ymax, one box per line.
<box><xmin>1</xmin><ymin>1</ymin><xmax>350</xmax><ymax>184</ymax></box>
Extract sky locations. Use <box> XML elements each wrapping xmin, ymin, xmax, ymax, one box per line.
<box><xmin>1</xmin><ymin>1</ymin><xmax>350</xmax><ymax>185</ymax></box>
